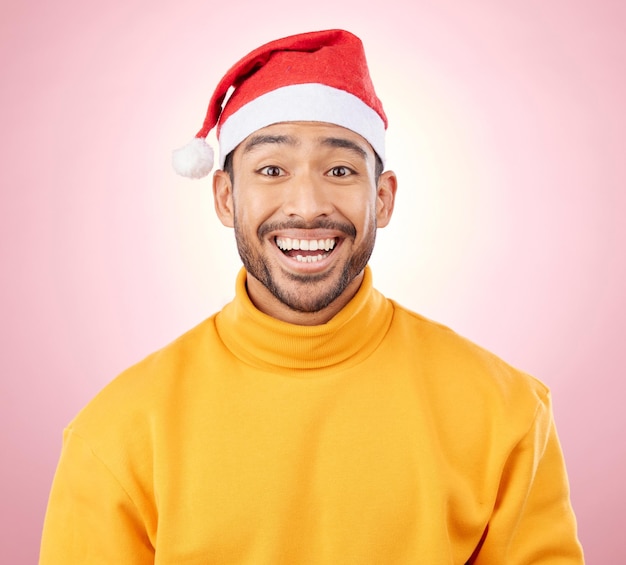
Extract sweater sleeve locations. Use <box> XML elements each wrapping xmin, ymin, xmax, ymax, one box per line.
<box><xmin>39</xmin><ymin>427</ymin><xmax>154</xmax><ymax>564</ymax></box>
<box><xmin>474</xmin><ymin>390</ymin><xmax>584</xmax><ymax>564</ymax></box>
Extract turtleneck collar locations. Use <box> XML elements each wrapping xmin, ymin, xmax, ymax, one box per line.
<box><xmin>215</xmin><ymin>266</ymin><xmax>393</xmax><ymax>373</ymax></box>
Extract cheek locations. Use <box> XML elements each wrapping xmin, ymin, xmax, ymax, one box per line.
<box><xmin>341</xmin><ymin>198</ymin><xmax>378</xmax><ymax>230</ymax></box>
<box><xmin>235</xmin><ymin>183</ymin><xmax>280</xmax><ymax>214</ymax></box>
<box><xmin>233</xmin><ymin>193</ymin><xmax>279</xmax><ymax>238</ymax></box>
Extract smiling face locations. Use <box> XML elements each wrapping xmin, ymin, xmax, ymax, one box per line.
<box><xmin>213</xmin><ymin>121</ymin><xmax>397</xmax><ymax>325</ymax></box>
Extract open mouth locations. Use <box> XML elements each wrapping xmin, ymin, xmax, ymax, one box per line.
<box><xmin>275</xmin><ymin>237</ymin><xmax>338</xmax><ymax>263</ymax></box>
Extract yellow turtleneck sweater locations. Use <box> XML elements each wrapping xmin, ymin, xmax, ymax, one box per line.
<box><xmin>40</xmin><ymin>268</ymin><xmax>583</xmax><ymax>564</ymax></box>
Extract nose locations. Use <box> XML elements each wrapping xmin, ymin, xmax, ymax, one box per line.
<box><xmin>281</xmin><ymin>171</ymin><xmax>334</xmax><ymax>221</ymax></box>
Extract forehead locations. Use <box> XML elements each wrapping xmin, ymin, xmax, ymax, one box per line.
<box><xmin>235</xmin><ymin>121</ymin><xmax>375</xmax><ymax>160</ymax></box>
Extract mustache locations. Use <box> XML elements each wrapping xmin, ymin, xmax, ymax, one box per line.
<box><xmin>258</xmin><ymin>219</ymin><xmax>356</xmax><ymax>240</ymax></box>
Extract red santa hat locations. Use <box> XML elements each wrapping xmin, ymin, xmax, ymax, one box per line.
<box><xmin>172</xmin><ymin>29</ymin><xmax>387</xmax><ymax>179</ymax></box>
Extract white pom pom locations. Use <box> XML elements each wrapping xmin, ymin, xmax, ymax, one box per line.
<box><xmin>172</xmin><ymin>137</ymin><xmax>215</xmax><ymax>179</ymax></box>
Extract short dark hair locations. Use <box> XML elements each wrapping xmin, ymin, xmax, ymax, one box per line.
<box><xmin>222</xmin><ymin>150</ymin><xmax>384</xmax><ymax>185</ymax></box>
<box><xmin>222</xmin><ymin>150</ymin><xmax>235</xmax><ymax>180</ymax></box>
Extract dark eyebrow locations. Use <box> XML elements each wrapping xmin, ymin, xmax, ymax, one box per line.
<box><xmin>242</xmin><ymin>134</ymin><xmax>298</xmax><ymax>154</ymax></box>
<box><xmin>320</xmin><ymin>137</ymin><xmax>368</xmax><ymax>161</ymax></box>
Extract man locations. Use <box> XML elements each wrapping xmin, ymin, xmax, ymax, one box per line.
<box><xmin>40</xmin><ymin>29</ymin><xmax>584</xmax><ymax>563</ymax></box>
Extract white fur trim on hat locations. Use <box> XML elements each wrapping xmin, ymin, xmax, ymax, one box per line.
<box><xmin>218</xmin><ymin>83</ymin><xmax>386</xmax><ymax>167</ymax></box>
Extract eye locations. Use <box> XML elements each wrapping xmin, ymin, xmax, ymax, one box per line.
<box><xmin>327</xmin><ymin>166</ymin><xmax>354</xmax><ymax>178</ymax></box>
<box><xmin>258</xmin><ymin>165</ymin><xmax>284</xmax><ymax>177</ymax></box>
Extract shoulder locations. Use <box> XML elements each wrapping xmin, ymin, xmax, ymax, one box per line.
<box><xmin>383</xmin><ymin>300</ymin><xmax>554</xmax><ymax>467</ymax></box>
<box><xmin>68</xmin><ymin>314</ymin><xmax>222</xmax><ymax>439</ymax></box>
<box><xmin>386</xmin><ymin>298</ymin><xmax>549</xmax><ymax>416</ymax></box>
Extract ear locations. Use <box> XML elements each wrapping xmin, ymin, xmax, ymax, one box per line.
<box><xmin>213</xmin><ymin>169</ymin><xmax>235</xmax><ymax>228</ymax></box>
<box><xmin>375</xmin><ymin>170</ymin><xmax>397</xmax><ymax>228</ymax></box>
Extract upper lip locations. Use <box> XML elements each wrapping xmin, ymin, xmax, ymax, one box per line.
<box><xmin>259</xmin><ymin>219</ymin><xmax>356</xmax><ymax>241</ymax></box>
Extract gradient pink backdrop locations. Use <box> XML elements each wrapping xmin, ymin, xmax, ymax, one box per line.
<box><xmin>2</xmin><ymin>0</ymin><xmax>624</xmax><ymax>562</ymax></box>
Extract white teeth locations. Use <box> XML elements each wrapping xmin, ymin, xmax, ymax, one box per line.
<box><xmin>276</xmin><ymin>237</ymin><xmax>336</xmax><ymax>252</ymax></box>
<box><xmin>296</xmin><ymin>254</ymin><xmax>325</xmax><ymax>263</ymax></box>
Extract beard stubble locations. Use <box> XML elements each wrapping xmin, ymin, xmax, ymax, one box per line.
<box><xmin>233</xmin><ymin>214</ymin><xmax>377</xmax><ymax>314</ymax></box>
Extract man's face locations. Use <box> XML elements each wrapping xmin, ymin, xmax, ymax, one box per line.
<box><xmin>213</xmin><ymin>121</ymin><xmax>396</xmax><ymax>324</ymax></box>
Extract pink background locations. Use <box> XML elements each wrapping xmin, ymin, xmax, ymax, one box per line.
<box><xmin>1</xmin><ymin>0</ymin><xmax>624</xmax><ymax>562</ymax></box>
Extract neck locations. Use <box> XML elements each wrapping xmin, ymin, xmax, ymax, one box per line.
<box><xmin>244</xmin><ymin>271</ymin><xmax>365</xmax><ymax>326</ymax></box>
